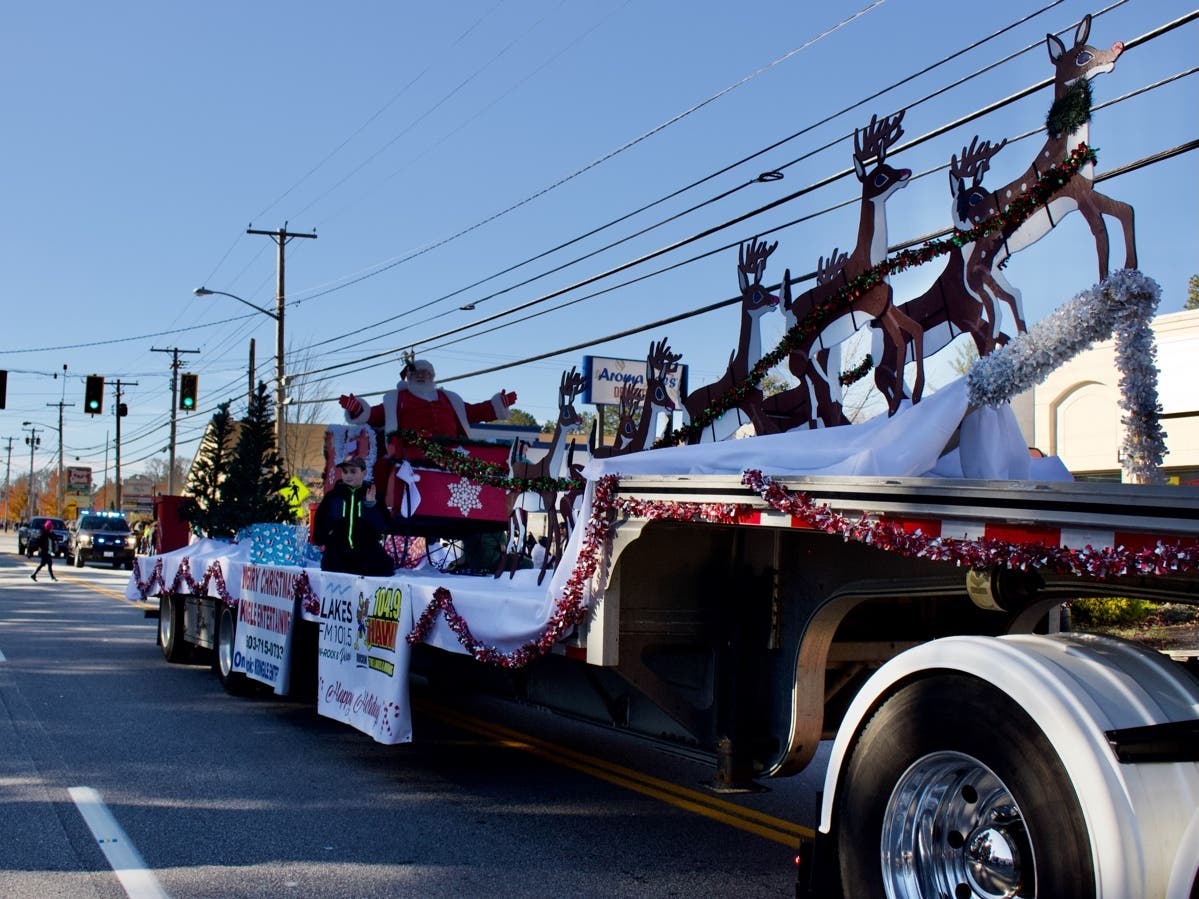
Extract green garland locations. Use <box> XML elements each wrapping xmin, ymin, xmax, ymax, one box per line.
<box><xmin>391</xmin><ymin>428</ymin><xmax>582</xmax><ymax>493</ymax></box>
<box><xmin>838</xmin><ymin>353</ymin><xmax>874</xmax><ymax>387</ymax></box>
<box><xmin>1046</xmin><ymin>79</ymin><xmax>1092</xmax><ymax>138</ymax></box>
<box><xmin>653</xmin><ymin>143</ymin><xmax>1099</xmax><ymax>448</ymax></box>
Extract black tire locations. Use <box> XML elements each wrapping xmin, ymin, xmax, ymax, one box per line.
<box><xmin>159</xmin><ymin>594</ymin><xmax>192</xmax><ymax>663</ymax></box>
<box><xmin>836</xmin><ymin>674</ymin><xmax>1095</xmax><ymax>899</ymax></box>
<box><xmin>124</xmin><ymin>558</ymin><xmax>134</xmax><ymax>571</ymax></box>
<box><xmin>213</xmin><ymin>604</ymin><xmax>252</xmax><ymax>695</ymax></box>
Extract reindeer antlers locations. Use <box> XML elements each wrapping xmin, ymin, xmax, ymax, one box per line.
<box><xmin>950</xmin><ymin>135</ymin><xmax>1008</xmax><ymax>185</ymax></box>
<box><xmin>738</xmin><ymin>238</ymin><xmax>778</xmax><ymax>291</ymax></box>
<box><xmin>647</xmin><ymin>337</ymin><xmax>681</xmax><ymax>375</ymax></box>
<box><xmin>854</xmin><ymin>111</ymin><xmax>906</xmax><ymax>167</ymax></box>
<box><xmin>816</xmin><ymin>248</ymin><xmax>849</xmax><ymax>286</ymax></box>
<box><xmin>559</xmin><ymin>366</ymin><xmax>585</xmax><ymax>400</ymax></box>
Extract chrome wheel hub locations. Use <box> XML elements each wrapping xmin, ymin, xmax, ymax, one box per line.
<box><xmin>881</xmin><ymin>751</ymin><xmax>1032</xmax><ymax>898</ymax></box>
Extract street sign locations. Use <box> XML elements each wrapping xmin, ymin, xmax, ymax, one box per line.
<box><xmin>282</xmin><ymin>477</ymin><xmax>310</xmax><ymax>519</ymax></box>
<box><xmin>581</xmin><ymin>354</ymin><xmax>686</xmax><ymax>407</ymax></box>
<box><xmin>66</xmin><ymin>466</ymin><xmax>92</xmax><ymax>496</ymax></box>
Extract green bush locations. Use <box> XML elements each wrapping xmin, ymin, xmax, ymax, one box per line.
<box><xmin>1070</xmin><ymin>596</ymin><xmax>1155</xmax><ymax>627</ymax></box>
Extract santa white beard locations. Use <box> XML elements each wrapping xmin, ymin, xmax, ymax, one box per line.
<box><xmin>406</xmin><ymin>380</ymin><xmax>439</xmax><ymax>402</ymax></box>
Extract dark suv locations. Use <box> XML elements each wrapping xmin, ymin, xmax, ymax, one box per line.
<box><xmin>18</xmin><ymin>517</ymin><xmax>69</xmax><ymax>558</ymax></box>
<box><xmin>70</xmin><ymin>513</ymin><xmax>136</xmax><ymax>569</ymax></box>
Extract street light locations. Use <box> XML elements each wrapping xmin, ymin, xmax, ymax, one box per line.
<box><xmin>193</xmin><ymin>286</ymin><xmax>286</xmax><ymax>462</ymax></box>
<box><xmin>21</xmin><ymin>421</ymin><xmax>41</xmax><ymax>519</ymax></box>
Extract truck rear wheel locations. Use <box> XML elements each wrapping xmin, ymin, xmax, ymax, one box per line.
<box><xmin>214</xmin><ymin>604</ymin><xmax>252</xmax><ymax>695</ymax></box>
<box><xmin>836</xmin><ymin>674</ymin><xmax>1094</xmax><ymax>899</ymax></box>
<box><xmin>159</xmin><ymin>594</ymin><xmax>192</xmax><ymax>663</ymax></box>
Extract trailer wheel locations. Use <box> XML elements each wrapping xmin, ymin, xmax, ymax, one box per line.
<box><xmin>836</xmin><ymin>674</ymin><xmax>1095</xmax><ymax>899</ymax></box>
<box><xmin>214</xmin><ymin>604</ymin><xmax>252</xmax><ymax>695</ymax></box>
<box><xmin>159</xmin><ymin>594</ymin><xmax>192</xmax><ymax>663</ymax></box>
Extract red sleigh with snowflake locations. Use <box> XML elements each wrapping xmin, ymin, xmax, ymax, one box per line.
<box><xmin>322</xmin><ymin>424</ymin><xmax>510</xmax><ymax>536</ymax></box>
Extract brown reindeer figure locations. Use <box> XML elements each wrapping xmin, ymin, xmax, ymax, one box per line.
<box><xmin>760</xmin><ymin>252</ymin><xmax>846</xmax><ymax>431</ymax></box>
<box><xmin>496</xmin><ymin>366</ymin><xmax>586</xmax><ymax>584</ymax></box>
<box><xmin>556</xmin><ymin>440</ymin><xmax>587</xmax><ymax>546</ymax></box>
<box><xmin>589</xmin><ymin>384</ymin><xmax>645</xmax><ymax>459</ymax></box>
<box><xmin>871</xmin><ymin>137</ymin><xmax>1014</xmax><ymax>408</ymax></box>
<box><xmin>628</xmin><ymin>338</ymin><xmax>682</xmax><ymax>452</ymax></box>
<box><xmin>764</xmin><ymin>111</ymin><xmax>920</xmax><ymax>426</ymax></box>
<box><xmin>681</xmin><ymin>239</ymin><xmax>781</xmax><ymax>442</ymax></box>
<box><xmin>964</xmin><ymin>13</ymin><xmax>1135</xmax><ymax>336</ymax></box>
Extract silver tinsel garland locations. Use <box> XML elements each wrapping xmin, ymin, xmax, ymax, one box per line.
<box><xmin>966</xmin><ymin>270</ymin><xmax>1166</xmax><ymax>484</ymax></box>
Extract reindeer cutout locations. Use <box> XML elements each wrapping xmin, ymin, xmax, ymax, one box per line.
<box><xmin>760</xmin><ymin>252</ymin><xmax>845</xmax><ymax>430</ymax></box>
<box><xmin>496</xmin><ymin>367</ymin><xmax>586</xmax><ymax>584</ymax></box>
<box><xmin>589</xmin><ymin>384</ymin><xmax>645</xmax><ymax>459</ymax></box>
<box><xmin>557</xmin><ymin>440</ymin><xmax>587</xmax><ymax>546</ymax></box>
<box><xmin>765</xmin><ymin>111</ymin><xmax>920</xmax><ymax>425</ymax></box>
<box><xmin>681</xmin><ymin>239</ymin><xmax>781</xmax><ymax>442</ymax></box>
<box><xmin>963</xmin><ymin>13</ymin><xmax>1135</xmax><ymax>336</ymax></box>
<box><xmin>871</xmin><ymin>137</ymin><xmax>1014</xmax><ymax>408</ymax></box>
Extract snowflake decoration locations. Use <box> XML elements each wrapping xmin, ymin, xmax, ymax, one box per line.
<box><xmin>446</xmin><ymin>477</ymin><xmax>484</xmax><ymax>517</ymax></box>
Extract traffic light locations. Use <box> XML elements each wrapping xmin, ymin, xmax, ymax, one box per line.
<box><xmin>84</xmin><ymin>375</ymin><xmax>104</xmax><ymax>415</ymax></box>
<box><xmin>179</xmin><ymin>373</ymin><xmax>198</xmax><ymax>411</ymax></box>
<box><xmin>118</xmin><ymin>402</ymin><xmax>129</xmax><ymax>417</ymax></box>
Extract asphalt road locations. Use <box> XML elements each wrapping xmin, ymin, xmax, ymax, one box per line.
<box><xmin>0</xmin><ymin>534</ymin><xmax>825</xmax><ymax>898</ymax></box>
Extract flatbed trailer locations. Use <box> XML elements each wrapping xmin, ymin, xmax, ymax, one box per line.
<box><xmin>135</xmin><ymin>468</ymin><xmax>1199</xmax><ymax>898</ymax></box>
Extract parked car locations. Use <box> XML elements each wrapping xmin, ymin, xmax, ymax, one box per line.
<box><xmin>17</xmin><ymin>517</ymin><xmax>69</xmax><ymax>558</ymax></box>
<box><xmin>69</xmin><ymin>512</ymin><xmax>137</xmax><ymax>569</ymax></box>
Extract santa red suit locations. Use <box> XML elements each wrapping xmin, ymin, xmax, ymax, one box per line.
<box><xmin>346</xmin><ymin>382</ymin><xmax>509</xmax><ymax>454</ymax></box>
<box><xmin>341</xmin><ymin>360</ymin><xmax>514</xmax><ymax>461</ymax></box>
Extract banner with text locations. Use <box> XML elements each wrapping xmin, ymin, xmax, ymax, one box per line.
<box><xmin>311</xmin><ymin>571</ymin><xmax>414</xmax><ymax>744</ymax></box>
<box><xmin>236</xmin><ymin>565</ymin><xmax>301</xmax><ymax>694</ymax></box>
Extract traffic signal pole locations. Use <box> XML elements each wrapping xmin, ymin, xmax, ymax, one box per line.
<box><xmin>112</xmin><ymin>379</ymin><xmax>137</xmax><ymax>511</ymax></box>
<box><xmin>152</xmin><ymin>347</ymin><xmax>199</xmax><ymax>495</ymax></box>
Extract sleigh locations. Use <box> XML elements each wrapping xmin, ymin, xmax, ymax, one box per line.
<box><xmin>323</xmin><ymin>424</ymin><xmax>510</xmax><ymax>546</ymax></box>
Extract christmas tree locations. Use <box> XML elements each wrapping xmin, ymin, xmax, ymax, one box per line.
<box><xmin>223</xmin><ymin>381</ymin><xmax>294</xmax><ymax>529</ymax></box>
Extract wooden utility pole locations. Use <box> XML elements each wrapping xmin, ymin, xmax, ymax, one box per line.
<box><xmin>151</xmin><ymin>347</ymin><xmax>200</xmax><ymax>494</ymax></box>
<box><xmin>246</xmin><ymin>222</ymin><xmax>316</xmax><ymax>469</ymax></box>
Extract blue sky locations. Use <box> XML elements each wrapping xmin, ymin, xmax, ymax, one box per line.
<box><xmin>2</xmin><ymin>0</ymin><xmax>1196</xmax><ymax>489</ymax></box>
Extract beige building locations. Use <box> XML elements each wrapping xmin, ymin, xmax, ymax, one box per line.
<box><xmin>1018</xmin><ymin>308</ymin><xmax>1199</xmax><ymax>483</ymax></box>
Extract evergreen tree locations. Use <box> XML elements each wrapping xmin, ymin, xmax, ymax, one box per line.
<box><xmin>223</xmin><ymin>381</ymin><xmax>294</xmax><ymax>529</ymax></box>
<box><xmin>1187</xmin><ymin>273</ymin><xmax>1199</xmax><ymax>311</ymax></box>
<box><xmin>179</xmin><ymin>402</ymin><xmax>237</xmax><ymax>538</ymax></box>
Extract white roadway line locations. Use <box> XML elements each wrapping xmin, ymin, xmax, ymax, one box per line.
<box><xmin>67</xmin><ymin>786</ymin><xmax>170</xmax><ymax>899</ymax></box>
<box><xmin>0</xmin><ymin>647</ymin><xmax>6</xmax><ymax>661</ymax></box>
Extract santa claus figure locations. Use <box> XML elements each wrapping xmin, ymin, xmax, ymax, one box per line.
<box><xmin>339</xmin><ymin>358</ymin><xmax>516</xmax><ymax>461</ymax></box>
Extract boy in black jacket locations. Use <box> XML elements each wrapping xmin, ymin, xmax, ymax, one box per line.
<box><xmin>313</xmin><ymin>455</ymin><xmax>395</xmax><ymax>576</ymax></box>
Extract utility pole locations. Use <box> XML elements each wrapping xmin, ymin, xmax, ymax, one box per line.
<box><xmin>112</xmin><ymin>379</ymin><xmax>138</xmax><ymax>511</ymax></box>
<box><xmin>46</xmin><ymin>399</ymin><xmax>73</xmax><ymax>516</ymax></box>
<box><xmin>2</xmin><ymin>436</ymin><xmax>12</xmax><ymax>530</ymax></box>
<box><xmin>247</xmin><ymin>221</ymin><xmax>316</xmax><ymax>469</ymax></box>
<box><xmin>151</xmin><ymin>347</ymin><xmax>200</xmax><ymax>494</ymax></box>
<box><xmin>23</xmin><ymin>426</ymin><xmax>40</xmax><ymax>519</ymax></box>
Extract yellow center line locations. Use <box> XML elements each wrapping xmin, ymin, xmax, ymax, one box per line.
<box><xmin>416</xmin><ymin>699</ymin><xmax>812</xmax><ymax>847</ymax></box>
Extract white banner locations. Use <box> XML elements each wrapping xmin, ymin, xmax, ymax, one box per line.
<box><xmin>236</xmin><ymin>566</ymin><xmax>302</xmax><ymax>694</ymax></box>
<box><xmin>311</xmin><ymin>571</ymin><xmax>414</xmax><ymax>744</ymax></box>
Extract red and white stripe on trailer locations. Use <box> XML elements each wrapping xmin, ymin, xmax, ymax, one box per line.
<box><xmin>731</xmin><ymin>508</ymin><xmax>1199</xmax><ymax>553</ymax></box>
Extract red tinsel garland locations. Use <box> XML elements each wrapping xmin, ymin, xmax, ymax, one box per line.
<box><xmin>130</xmin><ymin>554</ymin><xmax>236</xmax><ymax>608</ymax></box>
<box><xmin>740</xmin><ymin>469</ymin><xmax>1199</xmax><ymax>578</ymax></box>
<box><xmin>405</xmin><ymin>477</ymin><xmax>753</xmax><ymax>667</ymax></box>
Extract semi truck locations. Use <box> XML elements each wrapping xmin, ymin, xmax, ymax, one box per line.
<box><xmin>131</xmin><ymin>429</ymin><xmax>1199</xmax><ymax>898</ymax></box>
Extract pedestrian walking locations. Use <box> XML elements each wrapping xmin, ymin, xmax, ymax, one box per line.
<box><xmin>30</xmin><ymin>520</ymin><xmax>58</xmax><ymax>582</ymax></box>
